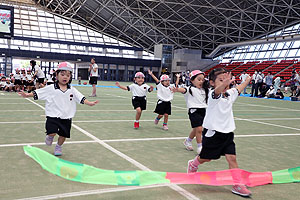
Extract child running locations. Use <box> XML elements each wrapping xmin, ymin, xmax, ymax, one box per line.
<box><xmin>19</xmin><ymin>62</ymin><xmax>98</xmax><ymax>156</ymax></box>
<box><xmin>187</xmin><ymin>68</ymin><xmax>252</xmax><ymax>197</ymax></box>
<box><xmin>148</xmin><ymin>70</ymin><xmax>175</xmax><ymax>130</ymax></box>
<box><xmin>115</xmin><ymin>72</ymin><xmax>154</xmax><ymax>129</ymax></box>
<box><xmin>173</xmin><ymin>70</ymin><xmax>209</xmax><ymax>154</ymax></box>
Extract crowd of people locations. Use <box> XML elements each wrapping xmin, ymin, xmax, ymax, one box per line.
<box><xmin>237</xmin><ymin>69</ymin><xmax>300</xmax><ymax>100</ymax></box>
<box><xmin>0</xmin><ymin>60</ymin><xmax>55</xmax><ymax>93</ymax></box>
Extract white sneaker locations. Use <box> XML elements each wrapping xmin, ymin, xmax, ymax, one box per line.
<box><xmin>183</xmin><ymin>139</ymin><xmax>193</xmax><ymax>151</ymax></box>
<box><xmin>197</xmin><ymin>146</ymin><xmax>202</xmax><ymax>154</ymax></box>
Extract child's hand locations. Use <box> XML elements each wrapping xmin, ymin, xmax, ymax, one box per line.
<box><xmin>86</xmin><ymin>100</ymin><xmax>99</xmax><ymax>106</ymax></box>
<box><xmin>222</xmin><ymin>73</ymin><xmax>235</xmax><ymax>86</ymax></box>
<box><xmin>170</xmin><ymin>87</ymin><xmax>178</xmax><ymax>93</ymax></box>
<box><xmin>18</xmin><ymin>90</ymin><xmax>28</xmax><ymax>98</ymax></box>
<box><xmin>150</xmin><ymin>85</ymin><xmax>154</xmax><ymax>91</ymax></box>
<box><xmin>115</xmin><ymin>82</ymin><xmax>120</xmax><ymax>87</ymax></box>
<box><xmin>148</xmin><ymin>69</ymin><xmax>153</xmax><ymax>75</ymax></box>
<box><xmin>245</xmin><ymin>74</ymin><xmax>252</xmax><ymax>83</ymax></box>
<box><xmin>175</xmin><ymin>73</ymin><xmax>180</xmax><ymax>78</ymax></box>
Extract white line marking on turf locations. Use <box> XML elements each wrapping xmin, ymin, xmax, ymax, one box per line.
<box><xmin>235</xmin><ymin>102</ymin><xmax>298</xmax><ymax>111</ymax></box>
<box><xmin>235</xmin><ymin>117</ymin><xmax>300</xmax><ymax>131</ymax></box>
<box><xmin>3</xmin><ymin>133</ymin><xmax>300</xmax><ymax>148</ymax></box>
<box><xmin>15</xmin><ymin>184</ymin><xmax>172</xmax><ymax>200</ymax></box>
<box><xmin>24</xmin><ymin>94</ymin><xmax>200</xmax><ymax>200</ymax></box>
<box><xmin>3</xmin><ymin>117</ymin><xmax>300</xmax><ymax>124</ymax></box>
<box><xmin>0</xmin><ymin>140</ymin><xmax>96</xmax><ymax>147</ymax></box>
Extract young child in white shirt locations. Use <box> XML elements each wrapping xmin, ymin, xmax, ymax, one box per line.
<box><xmin>187</xmin><ymin>68</ymin><xmax>252</xmax><ymax>197</ymax></box>
<box><xmin>148</xmin><ymin>70</ymin><xmax>175</xmax><ymax>130</ymax></box>
<box><xmin>19</xmin><ymin>62</ymin><xmax>98</xmax><ymax>156</ymax></box>
<box><xmin>173</xmin><ymin>70</ymin><xmax>209</xmax><ymax>154</ymax></box>
<box><xmin>116</xmin><ymin>72</ymin><xmax>154</xmax><ymax>129</ymax></box>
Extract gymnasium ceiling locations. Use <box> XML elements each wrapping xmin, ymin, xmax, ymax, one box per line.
<box><xmin>31</xmin><ymin>0</ymin><xmax>300</xmax><ymax>57</ymax></box>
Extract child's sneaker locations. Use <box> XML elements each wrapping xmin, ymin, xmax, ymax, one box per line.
<box><xmin>54</xmin><ymin>144</ymin><xmax>62</xmax><ymax>156</ymax></box>
<box><xmin>187</xmin><ymin>160</ymin><xmax>198</xmax><ymax>173</ymax></box>
<box><xmin>183</xmin><ymin>139</ymin><xmax>193</xmax><ymax>151</ymax></box>
<box><xmin>134</xmin><ymin>122</ymin><xmax>139</xmax><ymax>129</ymax></box>
<box><xmin>45</xmin><ymin>135</ymin><xmax>54</xmax><ymax>146</ymax></box>
<box><xmin>162</xmin><ymin>124</ymin><xmax>168</xmax><ymax>130</ymax></box>
<box><xmin>154</xmin><ymin>118</ymin><xmax>159</xmax><ymax>125</ymax></box>
<box><xmin>232</xmin><ymin>185</ymin><xmax>252</xmax><ymax>197</ymax></box>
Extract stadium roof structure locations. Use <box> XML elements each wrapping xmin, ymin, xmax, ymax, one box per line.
<box><xmin>30</xmin><ymin>0</ymin><xmax>300</xmax><ymax>57</ymax></box>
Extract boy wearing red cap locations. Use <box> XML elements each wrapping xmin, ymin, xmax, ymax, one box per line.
<box><xmin>116</xmin><ymin>72</ymin><xmax>154</xmax><ymax>129</ymax></box>
<box><xmin>19</xmin><ymin>62</ymin><xmax>98</xmax><ymax>156</ymax></box>
<box><xmin>148</xmin><ymin>70</ymin><xmax>175</xmax><ymax>130</ymax></box>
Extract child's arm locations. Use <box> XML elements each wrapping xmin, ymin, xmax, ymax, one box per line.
<box><xmin>171</xmin><ymin>87</ymin><xmax>186</xmax><ymax>94</ymax></box>
<box><xmin>84</xmin><ymin>99</ymin><xmax>99</xmax><ymax>106</ymax></box>
<box><xmin>148</xmin><ymin>69</ymin><xmax>159</xmax><ymax>83</ymax></box>
<box><xmin>18</xmin><ymin>91</ymin><xmax>34</xmax><ymax>98</ymax></box>
<box><xmin>236</xmin><ymin>75</ymin><xmax>251</xmax><ymax>94</ymax></box>
<box><xmin>175</xmin><ymin>73</ymin><xmax>180</xmax><ymax>87</ymax></box>
<box><xmin>115</xmin><ymin>82</ymin><xmax>128</xmax><ymax>90</ymax></box>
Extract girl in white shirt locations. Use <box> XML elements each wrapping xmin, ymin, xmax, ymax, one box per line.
<box><xmin>116</xmin><ymin>72</ymin><xmax>154</xmax><ymax>129</ymax></box>
<box><xmin>19</xmin><ymin>62</ymin><xmax>98</xmax><ymax>156</ymax></box>
<box><xmin>148</xmin><ymin>70</ymin><xmax>175</xmax><ymax>130</ymax></box>
<box><xmin>173</xmin><ymin>70</ymin><xmax>209</xmax><ymax>154</ymax></box>
<box><xmin>187</xmin><ymin>68</ymin><xmax>252</xmax><ymax>197</ymax></box>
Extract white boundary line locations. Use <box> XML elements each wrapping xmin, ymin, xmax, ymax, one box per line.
<box><xmin>3</xmin><ymin>117</ymin><xmax>300</xmax><ymax>124</ymax></box>
<box><xmin>2</xmin><ymin>133</ymin><xmax>300</xmax><ymax>148</ymax></box>
<box><xmin>15</xmin><ymin>184</ymin><xmax>171</xmax><ymax>200</ymax></box>
<box><xmin>235</xmin><ymin>101</ymin><xmax>299</xmax><ymax>111</ymax></box>
<box><xmin>23</xmin><ymin>95</ymin><xmax>200</xmax><ymax>200</ymax></box>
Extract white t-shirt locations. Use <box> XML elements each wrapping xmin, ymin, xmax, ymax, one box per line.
<box><xmin>156</xmin><ymin>82</ymin><xmax>175</xmax><ymax>102</ymax></box>
<box><xmin>127</xmin><ymin>83</ymin><xmax>150</xmax><ymax>97</ymax></box>
<box><xmin>46</xmin><ymin>74</ymin><xmax>54</xmax><ymax>83</ymax></box>
<box><xmin>203</xmin><ymin>88</ymin><xmax>239</xmax><ymax>133</ymax></box>
<box><xmin>13</xmin><ymin>73</ymin><xmax>21</xmax><ymax>80</ymax></box>
<box><xmin>33</xmin><ymin>83</ymin><xmax>85</xmax><ymax>119</ymax></box>
<box><xmin>252</xmin><ymin>73</ymin><xmax>263</xmax><ymax>84</ymax></box>
<box><xmin>90</xmin><ymin>63</ymin><xmax>98</xmax><ymax>77</ymax></box>
<box><xmin>26</xmin><ymin>74</ymin><xmax>32</xmax><ymax>81</ymax></box>
<box><xmin>239</xmin><ymin>74</ymin><xmax>248</xmax><ymax>83</ymax></box>
<box><xmin>183</xmin><ymin>86</ymin><xmax>208</xmax><ymax>109</ymax></box>
<box><xmin>35</xmin><ymin>66</ymin><xmax>45</xmax><ymax>78</ymax></box>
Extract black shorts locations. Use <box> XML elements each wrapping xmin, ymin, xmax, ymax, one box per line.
<box><xmin>154</xmin><ymin>100</ymin><xmax>171</xmax><ymax>115</ymax></box>
<box><xmin>14</xmin><ymin>79</ymin><xmax>22</xmax><ymax>85</ymax></box>
<box><xmin>45</xmin><ymin>116</ymin><xmax>72</xmax><ymax>138</ymax></box>
<box><xmin>132</xmin><ymin>96</ymin><xmax>147</xmax><ymax>110</ymax></box>
<box><xmin>188</xmin><ymin>108</ymin><xmax>206</xmax><ymax>128</ymax></box>
<box><xmin>26</xmin><ymin>81</ymin><xmax>34</xmax><ymax>86</ymax></box>
<box><xmin>37</xmin><ymin>78</ymin><xmax>44</xmax><ymax>83</ymax></box>
<box><xmin>89</xmin><ymin>76</ymin><xmax>98</xmax><ymax>85</ymax></box>
<box><xmin>200</xmin><ymin>128</ymin><xmax>236</xmax><ymax>159</ymax></box>
<box><xmin>47</xmin><ymin>82</ymin><xmax>54</xmax><ymax>85</ymax></box>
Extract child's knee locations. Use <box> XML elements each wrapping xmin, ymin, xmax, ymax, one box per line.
<box><xmin>136</xmin><ymin>108</ymin><xmax>142</xmax><ymax>113</ymax></box>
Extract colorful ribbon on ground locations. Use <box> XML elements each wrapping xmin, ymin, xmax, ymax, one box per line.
<box><xmin>23</xmin><ymin>146</ymin><xmax>300</xmax><ymax>187</ymax></box>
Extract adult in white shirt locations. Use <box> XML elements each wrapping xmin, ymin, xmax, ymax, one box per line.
<box><xmin>88</xmin><ymin>58</ymin><xmax>98</xmax><ymax>97</ymax></box>
<box><xmin>250</xmin><ymin>70</ymin><xmax>262</xmax><ymax>97</ymax></box>
<box><xmin>30</xmin><ymin>60</ymin><xmax>45</xmax><ymax>89</ymax></box>
<box><xmin>239</xmin><ymin>70</ymin><xmax>249</xmax><ymax>94</ymax></box>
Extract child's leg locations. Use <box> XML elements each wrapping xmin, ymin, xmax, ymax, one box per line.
<box><xmin>54</xmin><ymin>136</ymin><xmax>66</xmax><ymax>156</ymax></box>
<box><xmin>135</xmin><ymin>107</ymin><xmax>142</xmax><ymax>121</ymax></box>
<box><xmin>194</xmin><ymin>126</ymin><xmax>203</xmax><ymax>154</ymax></box>
<box><xmin>187</xmin><ymin>155</ymin><xmax>211</xmax><ymax>173</ymax></box>
<box><xmin>226</xmin><ymin>154</ymin><xmax>252</xmax><ymax>196</ymax></box>
<box><xmin>183</xmin><ymin>129</ymin><xmax>196</xmax><ymax>151</ymax></box>
<box><xmin>45</xmin><ymin>133</ymin><xmax>56</xmax><ymax>146</ymax></box>
<box><xmin>154</xmin><ymin>114</ymin><xmax>163</xmax><ymax>125</ymax></box>
<box><xmin>92</xmin><ymin>84</ymin><xmax>96</xmax><ymax>95</ymax></box>
<box><xmin>162</xmin><ymin>114</ymin><xmax>169</xmax><ymax>130</ymax></box>
<box><xmin>57</xmin><ymin>136</ymin><xmax>66</xmax><ymax>146</ymax></box>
